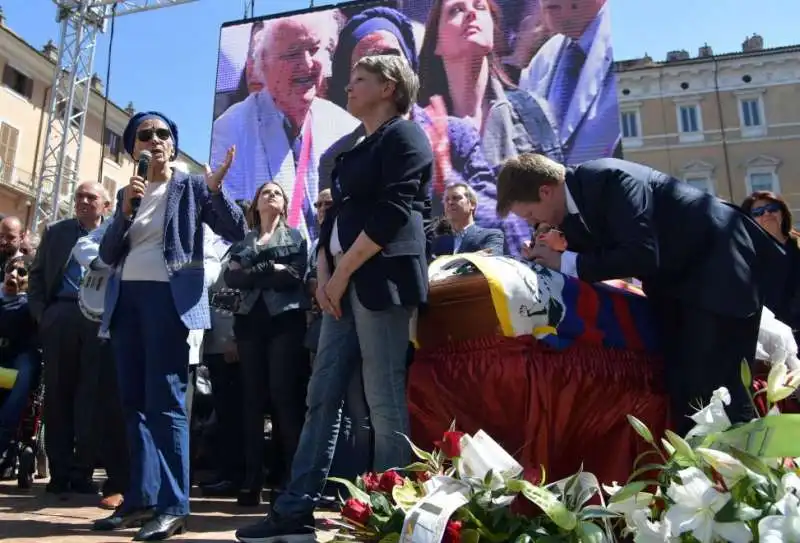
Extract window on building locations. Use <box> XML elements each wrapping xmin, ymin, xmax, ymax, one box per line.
<box><xmin>0</xmin><ymin>123</ymin><xmax>19</xmax><ymax>185</ymax></box>
<box><xmin>678</xmin><ymin>105</ymin><xmax>700</xmax><ymax>133</ymax></box>
<box><xmin>748</xmin><ymin>172</ymin><xmax>777</xmax><ymax>194</ymax></box>
<box><xmin>684</xmin><ymin>176</ymin><xmax>713</xmax><ymax>194</ymax></box>
<box><xmin>741</xmin><ymin>99</ymin><xmax>762</xmax><ymax>127</ymax></box>
<box><xmin>103</xmin><ymin>176</ymin><xmax>116</xmax><ymax>197</ymax></box>
<box><xmin>620</xmin><ymin>111</ymin><xmax>639</xmax><ymax>139</ymax></box>
<box><xmin>104</xmin><ymin>128</ymin><xmax>123</xmax><ymax>163</ymax></box>
<box><xmin>2</xmin><ymin>65</ymin><xmax>34</xmax><ymax>100</ymax></box>
<box><xmin>61</xmin><ymin>156</ymin><xmax>76</xmax><ymax>196</ymax></box>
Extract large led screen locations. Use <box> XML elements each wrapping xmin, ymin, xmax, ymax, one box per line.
<box><xmin>210</xmin><ymin>0</ymin><xmax>620</xmax><ymax>255</ymax></box>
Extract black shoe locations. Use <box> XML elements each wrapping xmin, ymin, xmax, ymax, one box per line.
<box><xmin>45</xmin><ymin>478</ymin><xmax>70</xmax><ymax>495</ymax></box>
<box><xmin>201</xmin><ymin>479</ymin><xmax>238</xmax><ymax>497</ymax></box>
<box><xmin>235</xmin><ymin>512</ymin><xmax>316</xmax><ymax>543</ymax></box>
<box><xmin>237</xmin><ymin>489</ymin><xmax>262</xmax><ymax>507</ymax></box>
<box><xmin>71</xmin><ymin>478</ymin><xmax>99</xmax><ymax>495</ymax></box>
<box><xmin>133</xmin><ymin>513</ymin><xmax>188</xmax><ymax>541</ymax></box>
<box><xmin>93</xmin><ymin>507</ymin><xmax>155</xmax><ymax>531</ymax></box>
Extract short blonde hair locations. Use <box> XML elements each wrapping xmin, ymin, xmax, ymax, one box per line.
<box><xmin>353</xmin><ymin>54</ymin><xmax>419</xmax><ymax>115</ymax></box>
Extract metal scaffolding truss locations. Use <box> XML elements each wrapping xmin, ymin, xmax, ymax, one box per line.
<box><xmin>31</xmin><ymin>0</ymin><xmax>199</xmax><ymax>232</ymax></box>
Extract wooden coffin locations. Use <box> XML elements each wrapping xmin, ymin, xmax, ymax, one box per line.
<box><xmin>417</xmin><ymin>273</ymin><xmax>501</xmax><ymax>350</ymax></box>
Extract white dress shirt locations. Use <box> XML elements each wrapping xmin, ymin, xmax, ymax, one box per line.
<box><xmin>559</xmin><ymin>187</ymin><xmax>583</xmax><ymax>278</ymax></box>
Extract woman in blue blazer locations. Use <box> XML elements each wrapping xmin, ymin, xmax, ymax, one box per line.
<box><xmin>93</xmin><ymin>111</ymin><xmax>247</xmax><ymax>541</ymax></box>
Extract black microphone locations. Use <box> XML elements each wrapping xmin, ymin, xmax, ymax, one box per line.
<box><xmin>132</xmin><ymin>150</ymin><xmax>151</xmax><ymax>216</ymax></box>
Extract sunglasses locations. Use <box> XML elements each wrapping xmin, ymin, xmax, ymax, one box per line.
<box><xmin>136</xmin><ymin>128</ymin><xmax>171</xmax><ymax>143</ymax></box>
<box><xmin>751</xmin><ymin>202</ymin><xmax>782</xmax><ymax>218</ymax></box>
<box><xmin>5</xmin><ymin>266</ymin><xmax>27</xmax><ymax>277</ymax></box>
<box><xmin>314</xmin><ymin>200</ymin><xmax>333</xmax><ymax>209</ymax></box>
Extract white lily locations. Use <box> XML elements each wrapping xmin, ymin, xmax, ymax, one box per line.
<box><xmin>766</xmin><ymin>362</ymin><xmax>800</xmax><ymax>404</ymax></box>
<box><xmin>603</xmin><ymin>482</ymin><xmax>655</xmax><ymax>524</ymax></box>
<box><xmin>775</xmin><ymin>473</ymin><xmax>800</xmax><ymax>515</ymax></box>
<box><xmin>696</xmin><ymin>448</ymin><xmax>762</xmax><ymax>488</ymax></box>
<box><xmin>758</xmin><ymin>495</ymin><xmax>800</xmax><ymax>543</ymax></box>
<box><xmin>629</xmin><ymin>509</ymin><xmax>675</xmax><ymax>543</ymax></box>
<box><xmin>664</xmin><ymin>467</ymin><xmax>752</xmax><ymax>543</ymax></box>
<box><xmin>686</xmin><ymin>387</ymin><xmax>732</xmax><ymax>439</ymax></box>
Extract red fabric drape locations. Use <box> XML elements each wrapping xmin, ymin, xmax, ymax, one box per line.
<box><xmin>408</xmin><ymin>335</ymin><xmax>670</xmax><ymax>485</ymax></box>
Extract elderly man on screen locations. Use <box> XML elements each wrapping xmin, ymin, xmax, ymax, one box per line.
<box><xmin>211</xmin><ymin>10</ymin><xmax>359</xmax><ymax>242</ymax></box>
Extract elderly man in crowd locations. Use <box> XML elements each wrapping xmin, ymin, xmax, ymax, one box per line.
<box><xmin>0</xmin><ymin>216</ymin><xmax>27</xmax><ymax>270</ymax></box>
<box><xmin>211</xmin><ymin>9</ymin><xmax>359</xmax><ymax>241</ymax></box>
<box><xmin>28</xmin><ymin>181</ymin><xmax>129</xmax><ymax>509</ymax></box>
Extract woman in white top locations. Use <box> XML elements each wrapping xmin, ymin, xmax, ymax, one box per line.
<box><xmin>93</xmin><ymin>111</ymin><xmax>247</xmax><ymax>541</ymax></box>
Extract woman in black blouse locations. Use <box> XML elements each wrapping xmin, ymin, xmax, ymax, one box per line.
<box><xmin>223</xmin><ymin>182</ymin><xmax>310</xmax><ymax>507</ymax></box>
<box><xmin>236</xmin><ymin>54</ymin><xmax>433</xmax><ymax>541</ymax></box>
<box><xmin>741</xmin><ymin>191</ymin><xmax>800</xmax><ymax>338</ymax></box>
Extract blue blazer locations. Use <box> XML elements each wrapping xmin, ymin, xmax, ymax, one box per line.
<box><xmin>99</xmin><ymin>171</ymin><xmax>247</xmax><ymax>333</ymax></box>
<box><xmin>432</xmin><ymin>224</ymin><xmax>505</xmax><ymax>257</ymax></box>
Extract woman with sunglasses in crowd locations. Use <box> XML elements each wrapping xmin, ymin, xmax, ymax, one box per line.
<box><xmin>93</xmin><ymin>112</ymin><xmax>247</xmax><ymax>541</ymax></box>
<box><xmin>741</xmin><ymin>191</ymin><xmax>800</xmax><ymax>341</ymax></box>
<box><xmin>0</xmin><ymin>256</ymin><xmax>38</xmax><ymax>464</ymax></box>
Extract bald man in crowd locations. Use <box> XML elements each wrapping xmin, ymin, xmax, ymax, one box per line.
<box><xmin>28</xmin><ymin>181</ymin><xmax>129</xmax><ymax>509</ymax></box>
<box><xmin>0</xmin><ymin>216</ymin><xmax>27</xmax><ymax>270</ymax></box>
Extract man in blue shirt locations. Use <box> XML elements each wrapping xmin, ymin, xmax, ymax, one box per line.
<box><xmin>28</xmin><ymin>181</ymin><xmax>128</xmax><ymax>509</ymax></box>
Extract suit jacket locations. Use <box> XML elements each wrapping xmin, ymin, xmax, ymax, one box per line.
<box><xmin>28</xmin><ymin>218</ymin><xmax>91</xmax><ymax>322</ymax></box>
<box><xmin>319</xmin><ymin>117</ymin><xmax>433</xmax><ymax>311</ymax></box>
<box><xmin>432</xmin><ymin>224</ymin><xmax>505</xmax><ymax>257</ymax></box>
<box><xmin>99</xmin><ymin>171</ymin><xmax>247</xmax><ymax>332</ymax></box>
<box><xmin>562</xmin><ymin>158</ymin><xmax>785</xmax><ymax>318</ymax></box>
<box><xmin>518</xmin><ymin>3</ymin><xmax>620</xmax><ymax>164</ymax></box>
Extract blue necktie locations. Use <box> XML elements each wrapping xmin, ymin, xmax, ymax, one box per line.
<box><xmin>553</xmin><ymin>41</ymin><xmax>587</xmax><ymax>125</ymax></box>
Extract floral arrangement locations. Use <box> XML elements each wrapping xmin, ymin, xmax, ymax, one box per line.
<box><xmin>327</xmin><ymin>361</ymin><xmax>800</xmax><ymax>543</ymax></box>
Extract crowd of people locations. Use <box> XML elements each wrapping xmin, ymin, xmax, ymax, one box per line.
<box><xmin>0</xmin><ymin>5</ymin><xmax>797</xmax><ymax>543</ymax></box>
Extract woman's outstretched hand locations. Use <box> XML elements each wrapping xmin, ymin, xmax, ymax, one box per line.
<box><xmin>204</xmin><ymin>145</ymin><xmax>236</xmax><ymax>193</ymax></box>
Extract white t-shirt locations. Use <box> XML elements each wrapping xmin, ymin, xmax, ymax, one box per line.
<box><xmin>121</xmin><ymin>181</ymin><xmax>169</xmax><ymax>282</ymax></box>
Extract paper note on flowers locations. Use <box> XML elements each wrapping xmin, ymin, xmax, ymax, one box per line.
<box><xmin>399</xmin><ymin>477</ymin><xmax>470</xmax><ymax>543</ymax></box>
<box><xmin>428</xmin><ymin>254</ymin><xmax>566</xmax><ymax>339</ymax></box>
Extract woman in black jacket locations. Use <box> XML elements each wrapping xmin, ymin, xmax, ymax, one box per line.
<box><xmin>223</xmin><ymin>182</ymin><xmax>310</xmax><ymax>507</ymax></box>
<box><xmin>236</xmin><ymin>54</ymin><xmax>434</xmax><ymax>541</ymax></box>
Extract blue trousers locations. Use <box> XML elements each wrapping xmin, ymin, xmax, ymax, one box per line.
<box><xmin>111</xmin><ymin>281</ymin><xmax>190</xmax><ymax>516</ymax></box>
<box><xmin>0</xmin><ymin>351</ymin><xmax>38</xmax><ymax>458</ymax></box>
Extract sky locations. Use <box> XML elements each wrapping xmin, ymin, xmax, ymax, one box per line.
<box><xmin>5</xmin><ymin>0</ymin><xmax>799</xmax><ymax>164</ymax></box>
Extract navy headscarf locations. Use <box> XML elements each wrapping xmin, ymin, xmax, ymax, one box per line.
<box><xmin>329</xmin><ymin>7</ymin><xmax>419</xmax><ymax>109</ymax></box>
<box><xmin>122</xmin><ymin>111</ymin><xmax>179</xmax><ymax>160</ymax></box>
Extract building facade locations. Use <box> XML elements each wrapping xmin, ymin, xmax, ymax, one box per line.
<box><xmin>616</xmin><ymin>35</ymin><xmax>800</xmax><ymax>222</ymax></box>
<box><xmin>0</xmin><ymin>17</ymin><xmax>202</xmax><ymax>228</ymax></box>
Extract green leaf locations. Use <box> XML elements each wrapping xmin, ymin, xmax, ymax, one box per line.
<box><xmin>403</xmin><ymin>462</ymin><xmax>433</xmax><ymax>472</ymax></box>
<box><xmin>462</xmin><ymin>529</ymin><xmax>481</xmax><ymax>543</ymax></box>
<box><xmin>370</xmin><ymin>491</ymin><xmax>394</xmax><ymax>517</ymax></box>
<box><xmin>627</xmin><ymin>463</ymin><xmax>666</xmax><ymax>482</ymax></box>
<box><xmin>608</xmin><ymin>481</ymin><xmax>646</xmax><ymax>503</ymax></box>
<box><xmin>483</xmin><ymin>469</ymin><xmax>495</xmax><ymax>487</ymax></box>
<box><xmin>627</xmin><ymin>415</ymin><xmax>655</xmax><ymax>444</ymax></box>
<box><xmin>515</xmin><ymin>479</ymin><xmax>577</xmax><ymax>531</ymax></box>
<box><xmin>513</xmin><ymin>536</ymin><xmax>533</xmax><ymax>543</ymax></box>
<box><xmin>576</xmin><ymin>521</ymin><xmax>607</xmax><ymax>543</ymax></box>
<box><xmin>327</xmin><ymin>476</ymin><xmax>370</xmax><ymax>503</ymax></box>
<box><xmin>580</xmin><ymin>506</ymin><xmax>622</xmax><ymax>520</ymax></box>
<box><xmin>726</xmin><ymin>447</ymin><xmax>780</xmax><ymax>485</ymax></box>
<box><xmin>391</xmin><ymin>477</ymin><xmax>422</xmax><ymax>512</ymax></box>
<box><xmin>378</xmin><ymin>534</ymin><xmax>401</xmax><ymax>543</ymax></box>
<box><xmin>401</xmin><ymin>433</ymin><xmax>436</xmax><ymax>463</ymax></box>
<box><xmin>741</xmin><ymin>358</ymin><xmax>753</xmax><ymax>389</ymax></box>
<box><xmin>665</xmin><ymin>430</ymin><xmax>697</xmax><ymax>462</ymax></box>
<box><xmin>714</xmin><ymin>498</ymin><xmax>762</xmax><ymax>523</ymax></box>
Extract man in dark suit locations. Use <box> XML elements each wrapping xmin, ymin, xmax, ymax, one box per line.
<box><xmin>432</xmin><ymin>183</ymin><xmax>505</xmax><ymax>257</ymax></box>
<box><xmin>28</xmin><ymin>181</ymin><xmax>129</xmax><ymax>508</ymax></box>
<box><xmin>496</xmin><ymin>154</ymin><xmax>784</xmax><ymax>435</ymax></box>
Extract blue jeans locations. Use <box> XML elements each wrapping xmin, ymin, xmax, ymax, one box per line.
<box><xmin>0</xmin><ymin>351</ymin><xmax>38</xmax><ymax>457</ymax></box>
<box><xmin>111</xmin><ymin>281</ymin><xmax>191</xmax><ymax>516</ymax></box>
<box><xmin>326</xmin><ymin>356</ymin><xmax>371</xmax><ymax>482</ymax></box>
<box><xmin>274</xmin><ymin>285</ymin><xmax>412</xmax><ymax>517</ymax></box>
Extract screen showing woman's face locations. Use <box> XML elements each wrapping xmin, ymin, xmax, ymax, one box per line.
<box><xmin>435</xmin><ymin>0</ymin><xmax>494</xmax><ymax>59</ymax></box>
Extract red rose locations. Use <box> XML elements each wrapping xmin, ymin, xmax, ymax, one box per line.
<box><xmin>341</xmin><ymin>498</ymin><xmax>372</xmax><ymax>526</ymax></box>
<box><xmin>416</xmin><ymin>470</ymin><xmax>433</xmax><ymax>483</ymax></box>
<box><xmin>362</xmin><ymin>472</ymin><xmax>381</xmax><ymax>493</ymax></box>
<box><xmin>443</xmin><ymin>520</ymin><xmax>462</xmax><ymax>543</ymax></box>
<box><xmin>378</xmin><ymin>470</ymin><xmax>405</xmax><ymax>492</ymax></box>
<box><xmin>435</xmin><ymin>431</ymin><xmax>465</xmax><ymax>458</ymax></box>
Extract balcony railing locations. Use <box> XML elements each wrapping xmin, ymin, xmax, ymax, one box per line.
<box><xmin>0</xmin><ymin>166</ymin><xmax>38</xmax><ymax>195</ymax></box>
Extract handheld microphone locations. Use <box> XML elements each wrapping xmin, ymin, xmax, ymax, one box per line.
<box><xmin>133</xmin><ymin>150</ymin><xmax>151</xmax><ymax>216</ymax></box>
